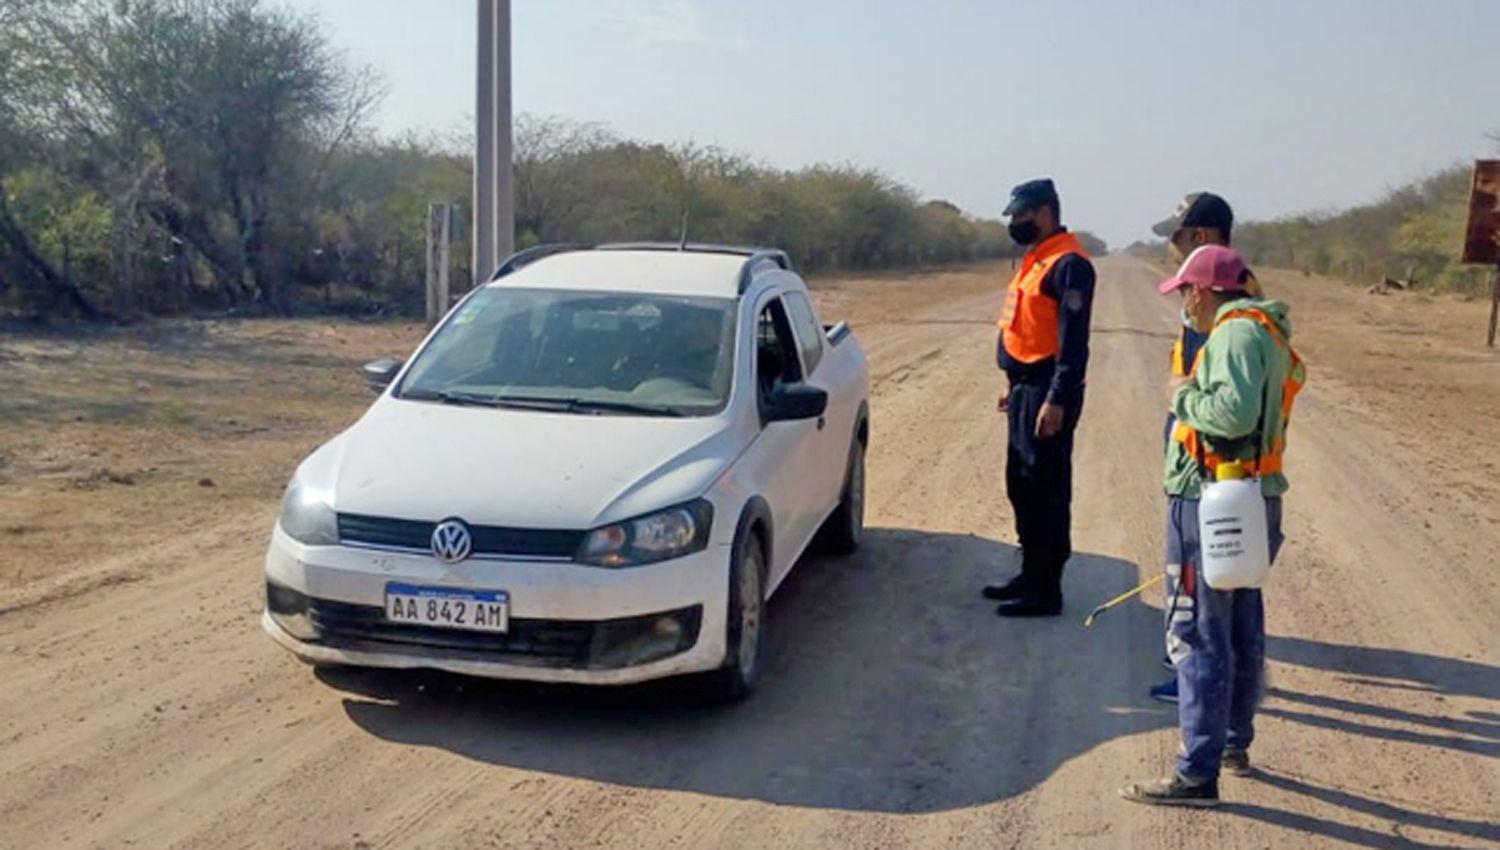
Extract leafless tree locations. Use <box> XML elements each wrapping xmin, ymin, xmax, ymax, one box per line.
<box><xmin>513</xmin><ymin>115</ymin><xmax>614</xmax><ymax>243</ymax></box>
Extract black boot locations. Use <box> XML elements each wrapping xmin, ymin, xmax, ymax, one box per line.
<box><xmin>981</xmin><ymin>575</ymin><xmax>1026</xmax><ymax>601</ymax></box>
<box><xmin>996</xmin><ymin>593</ymin><xmax>1062</xmax><ymax>618</ymax></box>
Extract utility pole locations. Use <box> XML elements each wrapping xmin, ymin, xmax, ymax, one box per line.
<box><xmin>472</xmin><ymin>0</ymin><xmax>494</xmax><ymax>285</ymax></box>
<box><xmin>473</xmin><ymin>0</ymin><xmax>514</xmax><ymax>286</ymax></box>
<box><xmin>494</xmin><ymin>0</ymin><xmax>514</xmax><ymax>266</ymax></box>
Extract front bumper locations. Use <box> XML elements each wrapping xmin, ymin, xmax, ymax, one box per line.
<box><xmin>263</xmin><ymin>524</ymin><xmax>730</xmax><ymax>685</ymax></box>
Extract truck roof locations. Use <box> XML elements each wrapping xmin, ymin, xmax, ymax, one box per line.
<box><xmin>491</xmin><ymin>244</ymin><xmax>793</xmax><ymax>299</ymax></box>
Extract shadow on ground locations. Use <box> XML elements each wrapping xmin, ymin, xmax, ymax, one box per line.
<box><xmin>1225</xmin><ymin>767</ymin><xmax>1500</xmax><ymax>849</ymax></box>
<box><xmin>1224</xmin><ymin>633</ymin><xmax>1500</xmax><ymax>848</ymax></box>
<box><xmin>1265</xmin><ymin>633</ymin><xmax>1500</xmax><ymax>760</ymax></box>
<box><xmin>320</xmin><ymin>527</ymin><xmax>1167</xmax><ymax>814</ymax></box>
<box><xmin>316</xmin><ymin>526</ymin><xmax>1500</xmax><ymax>836</ymax></box>
<box><xmin>1269</xmin><ymin>633</ymin><xmax>1498</xmax><ymax>704</ymax></box>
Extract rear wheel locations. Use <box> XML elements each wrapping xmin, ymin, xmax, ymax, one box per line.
<box><xmin>711</xmin><ymin>530</ymin><xmax>765</xmax><ymax>701</ymax></box>
<box><xmin>818</xmin><ymin>438</ymin><xmax>865</xmax><ymax>554</ymax></box>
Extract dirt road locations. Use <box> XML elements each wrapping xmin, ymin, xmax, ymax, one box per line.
<box><xmin>2</xmin><ymin>255</ymin><xmax>1497</xmax><ymax>849</ymax></box>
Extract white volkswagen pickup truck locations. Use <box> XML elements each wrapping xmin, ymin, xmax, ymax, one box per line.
<box><xmin>263</xmin><ymin>243</ymin><xmax>870</xmax><ymax>699</ymax></box>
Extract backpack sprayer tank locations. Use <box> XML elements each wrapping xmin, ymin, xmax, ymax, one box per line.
<box><xmin>1199</xmin><ymin>460</ymin><xmax>1270</xmax><ymax>589</ymax></box>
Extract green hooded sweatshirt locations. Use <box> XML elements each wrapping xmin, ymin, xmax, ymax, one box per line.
<box><xmin>1165</xmin><ymin>297</ymin><xmax>1296</xmax><ymax>499</ymax></box>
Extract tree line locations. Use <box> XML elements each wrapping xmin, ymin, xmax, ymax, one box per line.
<box><xmin>0</xmin><ymin>0</ymin><xmax>1108</xmax><ymax>321</ymax></box>
<box><xmin>1</xmin><ymin>0</ymin><xmax>386</xmax><ymax>318</ymax></box>
<box><xmin>1230</xmin><ymin>162</ymin><xmax>1492</xmax><ymax>294</ymax></box>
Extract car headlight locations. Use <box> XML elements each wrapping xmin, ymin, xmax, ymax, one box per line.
<box><xmin>578</xmin><ymin>500</ymin><xmax>713</xmax><ymax>567</ymax></box>
<box><xmin>278</xmin><ymin>478</ymin><xmax>339</xmax><ymax>546</ymax></box>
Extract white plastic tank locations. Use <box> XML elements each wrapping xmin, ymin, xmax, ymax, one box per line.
<box><xmin>1199</xmin><ymin>460</ymin><xmax>1271</xmax><ymax>589</ymax></box>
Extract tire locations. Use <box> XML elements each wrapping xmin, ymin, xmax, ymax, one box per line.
<box><xmin>709</xmin><ymin>529</ymin><xmax>766</xmax><ymax>701</ymax></box>
<box><xmin>818</xmin><ymin>438</ymin><xmax>865</xmax><ymax>554</ymax></box>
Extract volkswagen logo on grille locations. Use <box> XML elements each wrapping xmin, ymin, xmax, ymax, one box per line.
<box><xmin>431</xmin><ymin>519</ymin><xmax>473</xmax><ymax>564</ymax></box>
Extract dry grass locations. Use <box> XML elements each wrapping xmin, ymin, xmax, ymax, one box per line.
<box><xmin>0</xmin><ymin>317</ymin><xmax>427</xmax><ymax>590</ymax></box>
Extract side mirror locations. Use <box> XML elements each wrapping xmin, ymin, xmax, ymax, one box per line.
<box><xmin>764</xmin><ymin>383</ymin><xmax>828</xmax><ymax>423</ymax></box>
<box><xmin>362</xmin><ymin>358</ymin><xmax>402</xmax><ymax>392</ymax></box>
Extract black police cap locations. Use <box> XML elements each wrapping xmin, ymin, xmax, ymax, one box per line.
<box><xmin>1003</xmin><ymin>178</ymin><xmax>1060</xmax><ymax>217</ymax></box>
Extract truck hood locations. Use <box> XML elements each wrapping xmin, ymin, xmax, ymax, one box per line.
<box><xmin>310</xmin><ymin>397</ymin><xmax>743</xmax><ymax>530</ymax></box>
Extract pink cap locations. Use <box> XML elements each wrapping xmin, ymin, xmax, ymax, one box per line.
<box><xmin>1159</xmin><ymin>245</ymin><xmax>1253</xmax><ymax>294</ymax></box>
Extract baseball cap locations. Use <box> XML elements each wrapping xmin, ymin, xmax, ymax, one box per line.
<box><xmin>1152</xmin><ymin>192</ymin><xmax>1234</xmax><ymax>238</ymax></box>
<box><xmin>1003</xmin><ymin>178</ymin><xmax>1060</xmax><ymax>216</ymax></box>
<box><xmin>1158</xmin><ymin>245</ymin><xmax>1256</xmax><ymax>295</ymax></box>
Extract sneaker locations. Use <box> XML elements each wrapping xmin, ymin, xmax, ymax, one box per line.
<box><xmin>1119</xmin><ymin>773</ymin><xmax>1220</xmax><ymax>808</ymax></box>
<box><xmin>1148</xmin><ymin>678</ymin><xmax>1178</xmax><ymax>704</ymax></box>
<box><xmin>1222</xmin><ymin>748</ymin><xmax>1252</xmax><ymax>776</ymax></box>
<box><xmin>981</xmin><ymin>576</ymin><xmax>1026</xmax><ymax>601</ymax></box>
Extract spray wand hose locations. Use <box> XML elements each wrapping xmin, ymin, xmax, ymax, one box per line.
<box><xmin>1083</xmin><ymin>573</ymin><xmax>1166</xmax><ymax>628</ymax></box>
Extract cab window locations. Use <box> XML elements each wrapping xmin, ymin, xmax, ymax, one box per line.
<box><xmin>783</xmin><ymin>292</ymin><xmax>824</xmax><ymax>376</ymax></box>
<box><xmin>755</xmin><ymin>298</ymin><xmax>803</xmax><ymax>418</ymax></box>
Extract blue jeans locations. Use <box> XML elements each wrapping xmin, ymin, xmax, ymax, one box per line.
<box><xmin>1164</xmin><ymin>495</ymin><xmax>1284</xmax><ymax>781</ymax></box>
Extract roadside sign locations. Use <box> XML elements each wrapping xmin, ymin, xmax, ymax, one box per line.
<box><xmin>1463</xmin><ymin>160</ymin><xmax>1500</xmax><ymax>347</ymax></box>
<box><xmin>1462</xmin><ymin>160</ymin><xmax>1500</xmax><ymax>264</ymax></box>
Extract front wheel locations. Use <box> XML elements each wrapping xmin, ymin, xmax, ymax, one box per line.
<box><xmin>709</xmin><ymin>530</ymin><xmax>765</xmax><ymax>701</ymax></box>
<box><xmin>818</xmin><ymin>439</ymin><xmax>865</xmax><ymax>554</ymax></box>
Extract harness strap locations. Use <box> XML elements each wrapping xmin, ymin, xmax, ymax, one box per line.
<box><xmin>1177</xmin><ymin>307</ymin><xmax>1304</xmax><ymax>479</ymax></box>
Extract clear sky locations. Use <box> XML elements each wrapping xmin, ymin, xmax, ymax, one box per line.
<box><xmin>294</xmin><ymin>0</ymin><xmax>1500</xmax><ymax>247</ymax></box>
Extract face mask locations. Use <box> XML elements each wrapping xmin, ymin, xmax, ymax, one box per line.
<box><xmin>1008</xmin><ymin>219</ymin><xmax>1040</xmax><ymax>246</ymax></box>
<box><xmin>1184</xmin><ymin>293</ymin><xmax>1216</xmax><ymax>333</ymax></box>
<box><xmin>1180</xmin><ymin>307</ymin><xmax>1194</xmax><ymax>329</ymax></box>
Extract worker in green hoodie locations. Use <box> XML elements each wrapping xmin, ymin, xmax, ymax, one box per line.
<box><xmin>1121</xmin><ymin>245</ymin><xmax>1305</xmax><ymax>808</ymax></box>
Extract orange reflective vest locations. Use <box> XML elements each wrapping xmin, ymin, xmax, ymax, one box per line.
<box><xmin>998</xmin><ymin>231</ymin><xmax>1090</xmax><ymax>364</ymax></box>
<box><xmin>1171</xmin><ymin>308</ymin><xmax>1306</xmax><ymax>477</ymax></box>
<box><xmin>1170</xmin><ymin>330</ymin><xmax>1191</xmax><ymax>378</ymax></box>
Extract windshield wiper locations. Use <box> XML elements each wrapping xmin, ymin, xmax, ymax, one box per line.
<box><xmin>400</xmin><ymin>389</ymin><xmax>506</xmax><ymax>407</ymax></box>
<box><xmin>564</xmin><ymin>399</ymin><xmax>688</xmax><ymax>418</ymax></box>
<box><xmin>487</xmin><ymin>395</ymin><xmax>576</xmax><ymax>412</ymax></box>
<box><xmin>404</xmin><ymin>391</ymin><xmax>687</xmax><ymax>417</ymax></box>
<box><xmin>492</xmin><ymin>394</ymin><xmax>688</xmax><ymax>417</ymax></box>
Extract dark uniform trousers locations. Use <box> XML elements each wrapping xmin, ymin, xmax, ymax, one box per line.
<box><xmin>1005</xmin><ymin>377</ymin><xmax>1084</xmax><ymax>600</ymax></box>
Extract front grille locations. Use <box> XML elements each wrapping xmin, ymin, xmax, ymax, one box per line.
<box><xmin>338</xmin><ymin>513</ymin><xmax>584</xmax><ymax>560</ymax></box>
<box><xmin>269</xmin><ymin>583</ymin><xmax>701</xmax><ymax>670</ymax></box>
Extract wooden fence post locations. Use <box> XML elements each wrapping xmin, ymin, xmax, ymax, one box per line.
<box><xmin>425</xmin><ymin>204</ymin><xmax>438</xmax><ymax>324</ymax></box>
<box><xmin>425</xmin><ymin>203</ymin><xmax>457</xmax><ymax>326</ymax></box>
<box><xmin>1488</xmin><ymin>263</ymin><xmax>1499</xmax><ymax>349</ymax></box>
<box><xmin>439</xmin><ymin>204</ymin><xmax>452</xmax><ymax>312</ymax></box>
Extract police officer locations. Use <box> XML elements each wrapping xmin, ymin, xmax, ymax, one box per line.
<box><xmin>983</xmin><ymin>179</ymin><xmax>1096</xmax><ymax>617</ymax></box>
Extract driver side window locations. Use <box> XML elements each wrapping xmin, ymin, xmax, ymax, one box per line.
<box><xmin>783</xmin><ymin>292</ymin><xmax>824</xmax><ymax>376</ymax></box>
<box><xmin>756</xmin><ymin>298</ymin><xmax>803</xmax><ymax>418</ymax></box>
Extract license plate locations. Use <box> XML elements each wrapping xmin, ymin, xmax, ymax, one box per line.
<box><xmin>384</xmin><ymin>583</ymin><xmax>509</xmax><ymax>633</ymax></box>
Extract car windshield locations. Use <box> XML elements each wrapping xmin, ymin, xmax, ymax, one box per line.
<box><xmin>397</xmin><ymin>287</ymin><xmax>737</xmax><ymax>416</ymax></box>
